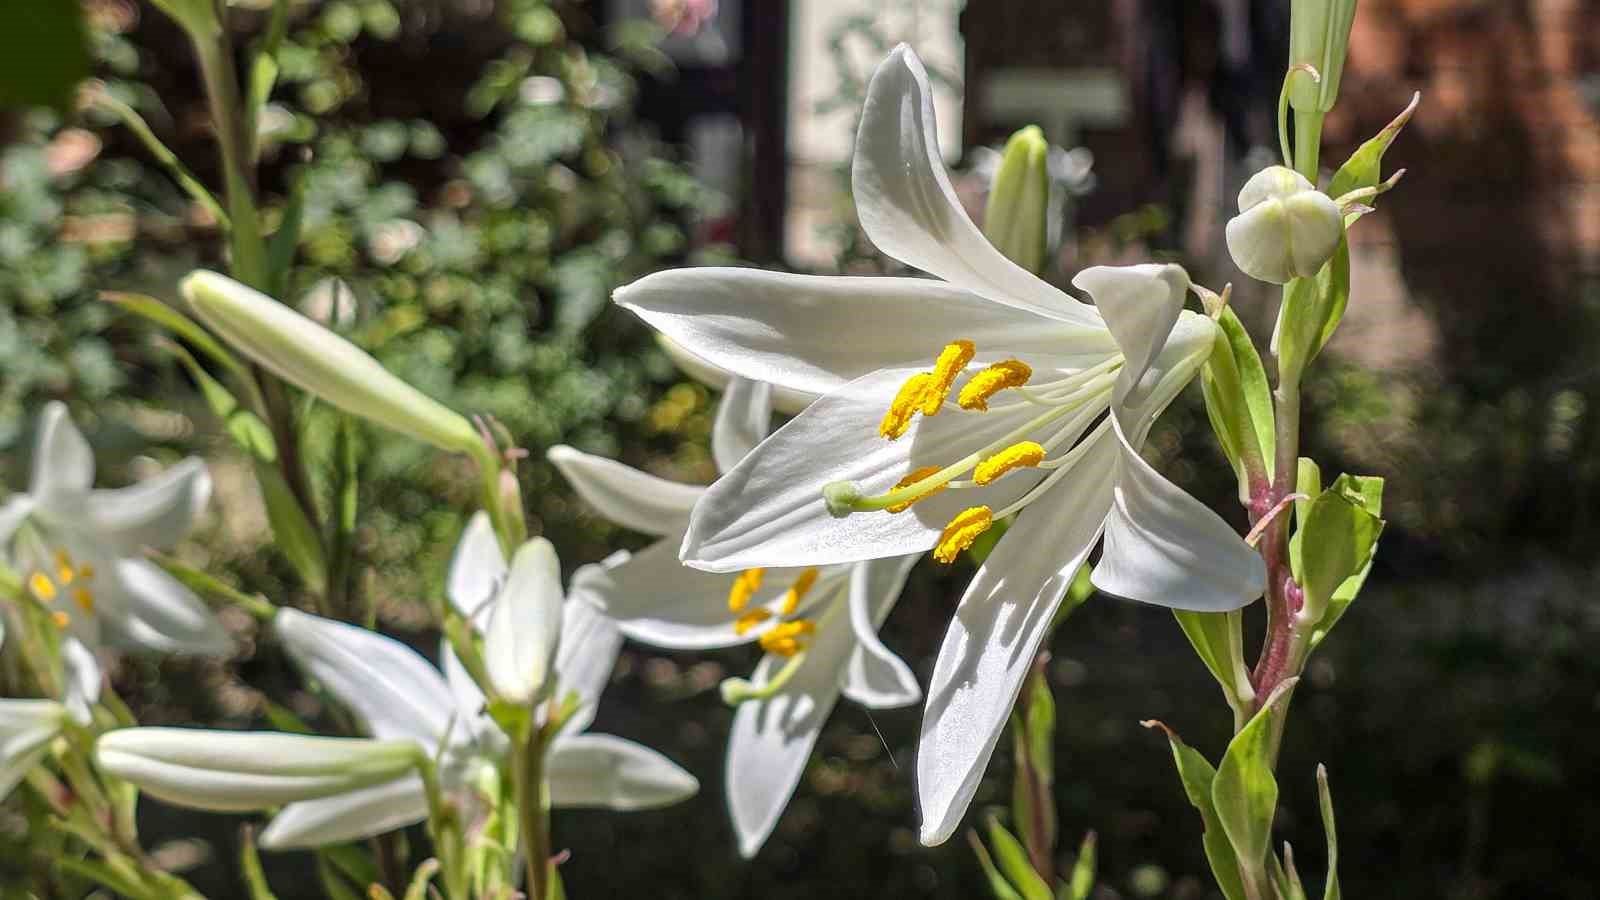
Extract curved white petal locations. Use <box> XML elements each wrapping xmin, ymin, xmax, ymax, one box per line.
<box><xmin>916</xmin><ymin>433</ymin><xmax>1118</xmax><ymax>847</ymax></box>
<box><xmin>60</xmin><ymin>636</ymin><xmax>102</xmax><ymax>725</ymax></box>
<box><xmin>484</xmin><ymin>539</ymin><xmax>564</xmax><ymax>704</ymax></box>
<box><xmin>546</xmin><ymin>733</ymin><xmax>698</xmax><ymax>810</ymax></box>
<box><xmin>546</xmin><ymin>446</ymin><xmax>701</xmax><ymax>538</ymax></box>
<box><xmin>618</xmin><ymin>268</ymin><xmax>1115</xmax><ymax>399</ymax></box>
<box><xmin>0</xmin><ymin>699</ymin><xmax>66</xmax><ymax>802</ymax></box>
<box><xmin>841</xmin><ymin>556</ymin><xmax>922</xmax><ymax>709</ymax></box>
<box><xmin>723</xmin><ymin>596</ymin><xmax>865</xmax><ymax>858</ymax></box>
<box><xmin>30</xmin><ymin>403</ymin><xmax>94</xmax><ymax>510</ymax></box>
<box><xmin>550</xmin><ymin>597</ymin><xmax>623</xmax><ymax>735</ymax></box>
<box><xmin>712</xmin><ymin>377</ymin><xmax>773</xmax><ymax>475</ymax></box>
<box><xmin>582</xmin><ymin>538</ymin><xmax>820</xmax><ymax>650</ymax></box>
<box><xmin>658</xmin><ymin>336</ymin><xmax>818</xmax><ymax>415</ymax></box>
<box><xmin>681</xmin><ymin>365</ymin><xmax>1100</xmax><ymax>572</ymax></box>
<box><xmin>448</xmin><ymin>511</ymin><xmax>506</xmax><ymax>620</ymax></box>
<box><xmin>275</xmin><ymin>609</ymin><xmax>454</xmax><ymax>745</ymax></box>
<box><xmin>1071</xmin><ymin>264</ymin><xmax>1189</xmax><ymax>399</ymax></box>
<box><xmin>84</xmin><ymin>458</ymin><xmax>210</xmax><ymax>553</ymax></box>
<box><xmin>0</xmin><ymin>496</ymin><xmax>36</xmax><ymax>547</ymax></box>
<box><xmin>260</xmin><ymin>775</ymin><xmax>429</xmax><ymax>849</ymax></box>
<box><xmin>1091</xmin><ymin>411</ymin><xmax>1265</xmax><ymax>612</ymax></box>
<box><xmin>97</xmin><ymin>558</ymin><xmax>232</xmax><ymax>656</ymax></box>
<box><xmin>852</xmin><ymin>46</ymin><xmax>1097</xmax><ymax>326</ymax></box>
<box><xmin>95</xmin><ymin>729</ymin><xmax>419</xmax><ymax>813</ymax></box>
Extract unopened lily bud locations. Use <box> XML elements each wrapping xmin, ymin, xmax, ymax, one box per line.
<box><xmin>182</xmin><ymin>271</ymin><xmax>482</xmax><ymax>456</ymax></box>
<box><xmin>983</xmin><ymin>125</ymin><xmax>1051</xmax><ymax>275</ymax></box>
<box><xmin>1225</xmin><ymin>167</ymin><xmax>1342</xmax><ymax>285</ymax></box>
<box><xmin>1289</xmin><ymin>0</ymin><xmax>1359</xmax><ymax>112</ymax></box>
<box><xmin>95</xmin><ymin>728</ymin><xmax>419</xmax><ymax>812</ymax></box>
<box><xmin>483</xmin><ymin>539</ymin><xmax>564</xmax><ymax>706</ymax></box>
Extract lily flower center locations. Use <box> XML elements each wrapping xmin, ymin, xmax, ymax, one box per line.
<box><xmin>25</xmin><ymin>547</ymin><xmax>98</xmax><ymax>629</ymax></box>
<box><xmin>719</xmin><ymin>566</ymin><xmax>841</xmax><ymax>706</ymax></box>
<box><xmin>828</xmin><ymin>339</ymin><xmax>1123</xmax><ymax>563</ymax></box>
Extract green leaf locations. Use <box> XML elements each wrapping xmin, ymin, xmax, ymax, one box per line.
<box><xmin>151</xmin><ymin>551</ymin><xmax>276</xmax><ymax>621</ymax></box>
<box><xmin>1145</xmin><ymin>721</ymin><xmax>1248</xmax><ymax>900</ymax></box>
<box><xmin>266</xmin><ymin>174</ymin><xmax>307</xmax><ymax>297</ymax></box>
<box><xmin>256</xmin><ymin>459</ymin><xmax>330</xmax><ymax>594</ymax></box>
<box><xmin>160</xmin><ymin>340</ymin><xmax>276</xmax><ymax>462</ymax></box>
<box><xmin>0</xmin><ymin>0</ymin><xmax>90</xmax><ymax>111</ymax></box>
<box><xmin>240</xmin><ymin>827</ymin><xmax>280</xmax><ymax>900</ymax></box>
<box><xmin>968</xmin><ymin>832</ymin><xmax>1027</xmax><ymax>900</ymax></box>
<box><xmin>1010</xmin><ymin>664</ymin><xmax>1056</xmax><ymax>870</ymax></box>
<box><xmin>1297</xmin><ymin>477</ymin><xmax>1384</xmax><ymax>623</ymax></box>
<box><xmin>1201</xmin><ymin>306</ymin><xmax>1276</xmax><ymax>495</ymax></box>
<box><xmin>1328</xmin><ymin>93</ymin><xmax>1419</xmax><ymax>214</ymax></box>
<box><xmin>1268</xmin><ymin>843</ymin><xmax>1309</xmax><ymax>900</ymax></box>
<box><xmin>985</xmin><ymin>816</ymin><xmax>1054</xmax><ymax>900</ymax></box>
<box><xmin>1318</xmin><ymin>765</ymin><xmax>1340</xmax><ymax>900</ymax></box>
<box><xmin>315</xmin><ymin>852</ymin><xmax>367</xmax><ymax>900</ymax></box>
<box><xmin>83</xmin><ymin>90</ymin><xmax>230</xmax><ymax>227</ymax></box>
<box><xmin>1173</xmin><ymin>610</ymin><xmax>1250</xmax><ymax>708</ymax></box>
<box><xmin>401</xmin><ymin>859</ymin><xmax>440</xmax><ymax>900</ymax></box>
<box><xmin>319</xmin><ymin>845</ymin><xmax>379</xmax><ymax>898</ymax></box>
<box><xmin>1059</xmin><ymin>831</ymin><xmax>1096</xmax><ymax>900</ymax></box>
<box><xmin>263</xmin><ymin>700</ymin><xmax>315</xmax><ymax>735</ymax></box>
<box><xmin>104</xmin><ymin>292</ymin><xmax>247</xmax><ymax>382</ymax></box>
<box><xmin>1278</xmin><ymin>236</ymin><xmax>1351</xmax><ymax>380</ymax></box>
<box><xmin>1213</xmin><ymin>681</ymin><xmax>1297</xmax><ymax>891</ymax></box>
<box><xmin>1289</xmin><ymin>458</ymin><xmax>1323</xmax><ymax>580</ymax></box>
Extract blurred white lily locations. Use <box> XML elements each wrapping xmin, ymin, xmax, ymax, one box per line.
<box><xmin>549</xmin><ymin>377</ymin><xmax>922</xmax><ymax>856</ymax></box>
<box><xmin>258</xmin><ymin>527</ymin><xmax>697</xmax><ymax>849</ymax></box>
<box><xmin>0</xmin><ymin>699</ymin><xmax>68</xmax><ymax>802</ymax></box>
<box><xmin>613</xmin><ymin>45</ymin><xmax>1265</xmax><ymax>846</ymax></box>
<box><xmin>0</xmin><ymin>404</ymin><xmax>230</xmax><ymax>703</ymax></box>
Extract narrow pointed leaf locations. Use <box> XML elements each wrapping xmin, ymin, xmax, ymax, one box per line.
<box><xmin>984</xmin><ymin>816</ymin><xmax>1054</xmax><ymax>900</ymax></box>
<box><xmin>1060</xmin><ymin>831</ymin><xmax>1096</xmax><ymax>900</ymax></box>
<box><xmin>1328</xmin><ymin>93</ymin><xmax>1419</xmax><ymax>211</ymax></box>
<box><xmin>1174</xmin><ymin>610</ymin><xmax>1250</xmax><ymax>707</ymax></box>
<box><xmin>1146</xmin><ymin>721</ymin><xmax>1247</xmax><ymax>900</ymax></box>
<box><xmin>240</xmin><ymin>827</ymin><xmax>280</xmax><ymax>900</ymax></box>
<box><xmin>104</xmin><ymin>291</ymin><xmax>248</xmax><ymax>382</ymax></box>
<box><xmin>1213</xmin><ymin>681</ymin><xmax>1297</xmax><ymax>886</ymax></box>
<box><xmin>969</xmin><ymin>832</ymin><xmax>1027</xmax><ymax>900</ymax></box>
<box><xmin>1318</xmin><ymin>765</ymin><xmax>1341</xmax><ymax>900</ymax></box>
<box><xmin>1296</xmin><ymin>481</ymin><xmax>1383</xmax><ymax>624</ymax></box>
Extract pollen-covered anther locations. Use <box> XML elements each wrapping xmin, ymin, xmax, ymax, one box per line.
<box><xmin>54</xmin><ymin>551</ymin><xmax>76</xmax><ymax>585</ymax></box>
<box><xmin>758</xmin><ymin>620</ymin><xmax>817</xmax><ymax>657</ymax></box>
<box><xmin>779</xmin><ymin>568</ymin><xmax>820</xmax><ymax>617</ymax></box>
<box><xmin>879</xmin><ymin>372</ymin><xmax>932</xmax><ymax>439</ymax></box>
<box><xmin>28</xmin><ymin>572</ymin><xmax>57</xmax><ymax>603</ymax></box>
<box><xmin>886</xmin><ymin>466</ymin><xmax>946</xmax><ymax>513</ymax></box>
<box><xmin>50</xmin><ymin>611</ymin><xmax>70</xmax><ymax>629</ymax></box>
<box><xmin>933</xmin><ymin>506</ymin><xmax>995</xmax><ymax>564</ymax></box>
<box><xmin>919</xmin><ymin>340</ymin><xmax>976</xmax><ymax>416</ymax></box>
<box><xmin>727</xmin><ymin>567</ymin><xmax>766</xmax><ymax>613</ymax></box>
<box><xmin>73</xmin><ymin>588</ymin><xmax>95</xmax><ymax>614</ymax></box>
<box><xmin>973</xmin><ymin>441</ymin><xmax>1047</xmax><ymax>486</ymax></box>
<box><xmin>733</xmin><ymin>608</ymin><xmax>773</xmax><ymax>636</ymax></box>
<box><xmin>958</xmin><ymin>359</ymin><xmax>1032</xmax><ymax>411</ymax></box>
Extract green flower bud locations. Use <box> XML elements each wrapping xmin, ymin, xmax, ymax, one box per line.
<box><xmin>983</xmin><ymin>125</ymin><xmax>1051</xmax><ymax>275</ymax></box>
<box><xmin>182</xmin><ymin>270</ymin><xmax>483</xmax><ymax>456</ymax></box>
<box><xmin>1225</xmin><ymin>167</ymin><xmax>1343</xmax><ymax>285</ymax></box>
<box><xmin>1289</xmin><ymin>0</ymin><xmax>1359</xmax><ymax>113</ymax></box>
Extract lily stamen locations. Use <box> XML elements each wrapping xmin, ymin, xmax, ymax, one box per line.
<box><xmin>933</xmin><ymin>506</ymin><xmax>994</xmax><ymax>563</ymax></box>
<box><xmin>778</xmin><ymin>568</ymin><xmax>820</xmax><ymax>617</ymax></box>
<box><xmin>958</xmin><ymin>359</ymin><xmax>1032</xmax><ymax>410</ymax></box>
<box><xmin>719</xmin><ymin>652</ymin><xmax>809</xmax><ymax>706</ymax></box>
<box><xmin>727</xmin><ymin>567</ymin><xmax>766</xmax><ymax>613</ymax></box>
<box><xmin>758</xmin><ymin>620</ymin><xmax>817</xmax><ymax>657</ymax></box>
<box><xmin>919</xmin><ymin>340</ymin><xmax>976</xmax><ymax>415</ymax></box>
<box><xmin>973</xmin><ymin>441</ymin><xmax>1047</xmax><ymax>485</ymax></box>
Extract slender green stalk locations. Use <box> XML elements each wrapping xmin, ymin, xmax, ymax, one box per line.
<box><xmin>514</xmin><ymin>723</ymin><xmax>554</xmax><ymax>900</ymax></box>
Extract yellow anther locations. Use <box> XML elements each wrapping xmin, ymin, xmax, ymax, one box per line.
<box><xmin>51</xmin><ymin>611</ymin><xmax>71</xmax><ymax>630</ymax></box>
<box><xmin>973</xmin><ymin>441</ymin><xmax>1047</xmax><ymax>486</ymax></box>
<box><xmin>886</xmin><ymin>466</ymin><xmax>947</xmax><ymax>513</ymax></box>
<box><xmin>758</xmin><ymin>620</ymin><xmax>817</xmax><ymax>657</ymax></box>
<box><xmin>28</xmin><ymin>572</ymin><xmax>57</xmax><ymax>602</ymax></box>
<box><xmin>727</xmin><ymin>568</ymin><xmax>766</xmax><ymax>613</ymax></box>
<box><xmin>733</xmin><ymin>608</ymin><xmax>773</xmax><ymax>636</ymax></box>
<box><xmin>958</xmin><ymin>359</ymin><xmax>1033</xmax><ymax>410</ymax></box>
<box><xmin>779</xmin><ymin>568</ymin><xmax>820</xmax><ymax>617</ymax></box>
<box><xmin>77</xmin><ymin>563</ymin><xmax>95</xmax><ymax>580</ymax></box>
<box><xmin>54</xmin><ymin>550</ymin><xmax>76</xmax><ymax>584</ymax></box>
<box><xmin>73</xmin><ymin>588</ymin><xmax>95</xmax><ymax>614</ymax></box>
<box><xmin>920</xmin><ymin>340</ymin><xmax>976</xmax><ymax>416</ymax></box>
<box><xmin>880</xmin><ymin>372</ymin><xmax>932</xmax><ymax>439</ymax></box>
<box><xmin>933</xmin><ymin>506</ymin><xmax>995</xmax><ymax>564</ymax></box>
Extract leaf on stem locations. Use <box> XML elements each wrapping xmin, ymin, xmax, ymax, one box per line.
<box><xmin>1142</xmin><ymin>720</ymin><xmax>1248</xmax><ymax>900</ymax></box>
<box><xmin>1318</xmin><ymin>765</ymin><xmax>1341</xmax><ymax>900</ymax></box>
<box><xmin>982</xmin><ymin>815</ymin><xmax>1054</xmax><ymax>900</ymax></box>
<box><xmin>1213</xmin><ymin>681</ymin><xmax>1298</xmax><ymax>891</ymax></box>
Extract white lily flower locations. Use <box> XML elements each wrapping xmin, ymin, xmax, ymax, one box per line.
<box><xmin>0</xmin><ymin>404</ymin><xmax>230</xmax><ymax>701</ymax></box>
<box><xmin>549</xmin><ymin>376</ymin><xmax>922</xmax><ymax>856</ymax></box>
<box><xmin>612</xmin><ymin>44</ymin><xmax>1265</xmax><ymax>846</ymax></box>
<box><xmin>258</xmin><ymin>529</ymin><xmax>696</xmax><ymax>850</ymax></box>
<box><xmin>0</xmin><ymin>699</ymin><xmax>68</xmax><ymax>802</ymax></box>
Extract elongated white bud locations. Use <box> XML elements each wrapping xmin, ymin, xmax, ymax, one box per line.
<box><xmin>484</xmin><ymin>539</ymin><xmax>565</xmax><ymax>706</ymax></box>
<box><xmin>95</xmin><ymin>728</ymin><xmax>419</xmax><ymax>812</ymax></box>
<box><xmin>181</xmin><ymin>271</ymin><xmax>482</xmax><ymax>456</ymax></box>
<box><xmin>1225</xmin><ymin>167</ymin><xmax>1342</xmax><ymax>285</ymax></box>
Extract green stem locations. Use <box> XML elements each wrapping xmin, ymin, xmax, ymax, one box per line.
<box><xmin>1293</xmin><ymin>110</ymin><xmax>1325</xmax><ymax>185</ymax></box>
<box><xmin>514</xmin><ymin>723</ymin><xmax>553</xmax><ymax>900</ymax></box>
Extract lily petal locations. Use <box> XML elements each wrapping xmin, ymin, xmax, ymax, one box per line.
<box><xmin>658</xmin><ymin>336</ymin><xmax>817</xmax><ymax>415</ymax></box>
<box><xmin>0</xmin><ymin>699</ymin><xmax>66</xmax><ymax>802</ymax></box>
<box><xmin>260</xmin><ymin>776</ymin><xmax>429</xmax><ymax>850</ymax></box>
<box><xmin>483</xmin><ymin>539</ymin><xmax>564</xmax><ymax>705</ymax></box>
<box><xmin>29</xmin><ymin>403</ymin><xmax>94</xmax><ymax>509</ymax></box>
<box><xmin>447</xmin><ymin>511</ymin><xmax>506</xmax><ymax>620</ymax></box>
<box><xmin>98</xmin><ymin>558</ymin><xmax>232</xmax><ymax>656</ymax></box>
<box><xmin>841</xmin><ymin>556</ymin><xmax>922</xmax><ymax>709</ymax></box>
<box><xmin>682</xmin><ymin>365</ymin><xmax>1099</xmax><ymax>572</ymax></box>
<box><xmin>85</xmin><ymin>458</ymin><xmax>211</xmax><ymax>553</ymax></box>
<box><xmin>916</xmin><ymin>433</ymin><xmax>1118</xmax><ymax>847</ymax></box>
<box><xmin>549</xmin><ymin>596</ymin><xmax>623</xmax><ymax>735</ymax></box>
<box><xmin>547</xmin><ymin>446</ymin><xmax>702</xmax><ymax>538</ymax></box>
<box><xmin>0</xmin><ymin>496</ymin><xmax>36</xmax><ymax>546</ymax></box>
<box><xmin>1091</xmin><ymin>411</ymin><xmax>1265</xmax><ymax>612</ymax></box>
<box><xmin>546</xmin><ymin>733</ymin><xmax>698</xmax><ymax>810</ymax></box>
<box><xmin>95</xmin><ymin>728</ymin><xmax>419</xmax><ymax>813</ymax></box>
<box><xmin>712</xmin><ymin>377</ymin><xmax>773</xmax><ymax>475</ymax></box>
<box><xmin>852</xmin><ymin>46</ymin><xmax>1096</xmax><ymax>326</ymax></box>
<box><xmin>60</xmin><ymin>636</ymin><xmax>102</xmax><ymax>725</ymax></box>
<box><xmin>618</xmin><ymin>268</ymin><xmax>1114</xmax><ymax>399</ymax></box>
<box><xmin>275</xmin><ymin>609</ymin><xmax>455</xmax><ymax>746</ymax></box>
<box><xmin>1071</xmin><ymin>264</ymin><xmax>1189</xmax><ymax>400</ymax></box>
